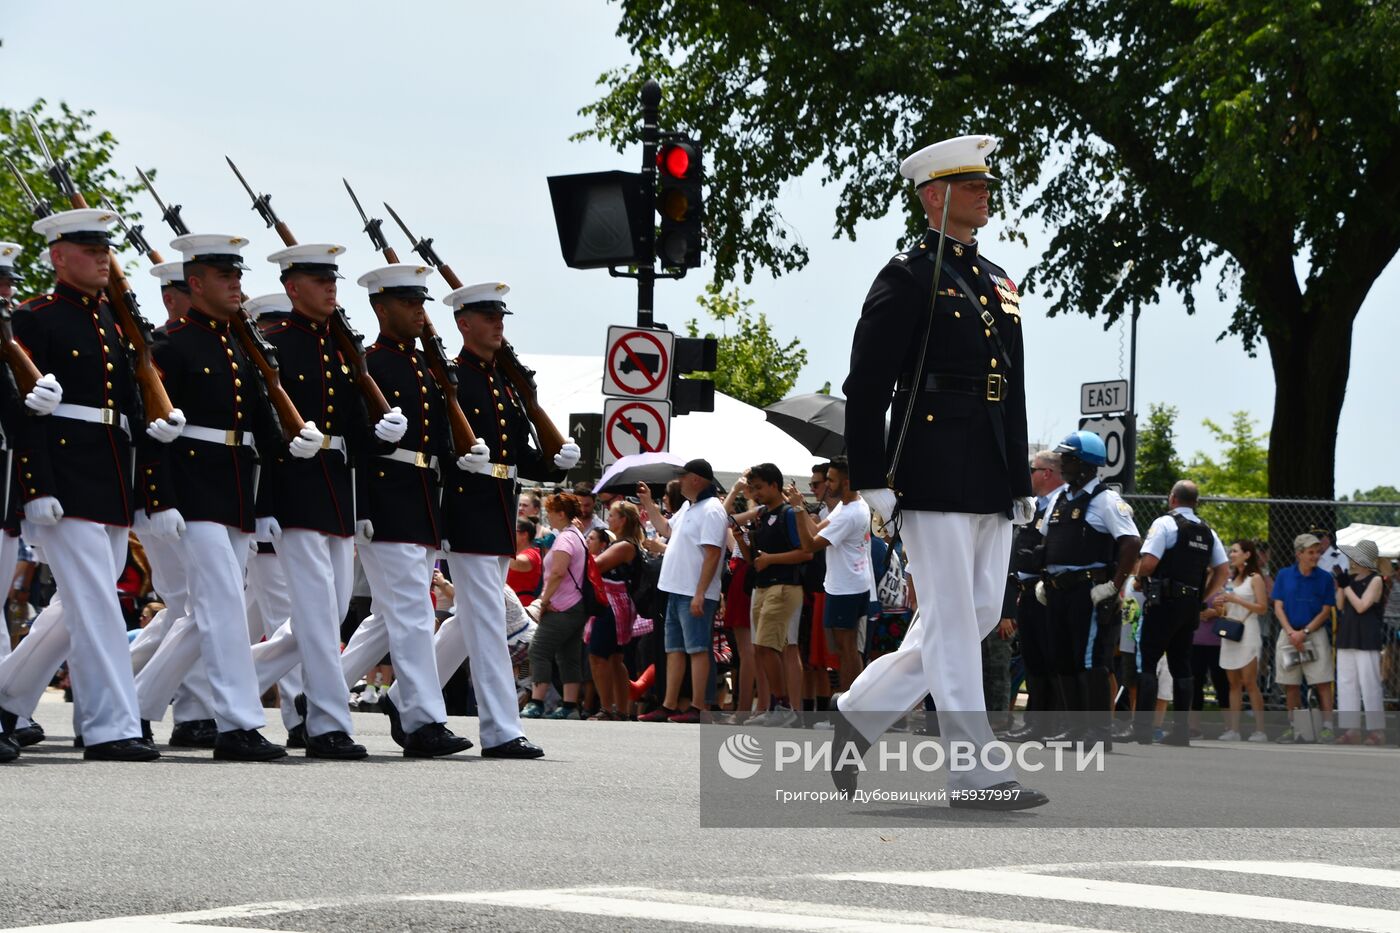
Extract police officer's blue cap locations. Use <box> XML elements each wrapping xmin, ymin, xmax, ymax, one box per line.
<box><xmin>1054</xmin><ymin>430</ymin><xmax>1107</xmax><ymax>467</ymax></box>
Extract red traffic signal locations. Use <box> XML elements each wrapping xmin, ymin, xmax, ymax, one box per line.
<box><xmin>658</xmin><ymin>141</ymin><xmax>696</xmax><ymax>180</ymax></box>
<box><xmin>656</xmin><ymin>136</ymin><xmax>703</xmax><ymax>271</ymax></box>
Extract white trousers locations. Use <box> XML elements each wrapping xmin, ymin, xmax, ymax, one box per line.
<box><xmin>257</xmin><ymin>530</ymin><xmax>353</xmax><ymax>736</ymax></box>
<box><xmin>245</xmin><ymin>548</ymin><xmax>303</xmax><ymax>729</ymax></box>
<box><xmin>340</xmin><ymin>542</ymin><xmax>446</xmax><ymax>733</ymax></box>
<box><xmin>840</xmin><ymin>510</ymin><xmax>1013</xmax><ymax>791</ymax></box>
<box><xmin>132</xmin><ymin>533</ymin><xmax>215</xmax><ymax>723</ymax></box>
<box><xmin>0</xmin><ymin>597</ymin><xmax>66</xmax><ymax>722</ymax></box>
<box><xmin>396</xmin><ymin>553</ymin><xmax>522</xmax><ymax>748</ymax></box>
<box><xmin>1335</xmin><ymin>648</ymin><xmax>1385</xmax><ymax>732</ymax></box>
<box><xmin>29</xmin><ymin>520</ymin><xmax>141</xmax><ymax>745</ymax></box>
<box><xmin>0</xmin><ymin>532</ymin><xmax>30</xmax><ymax>728</ymax></box>
<box><xmin>134</xmin><ymin>522</ymin><xmax>264</xmax><ymax>732</ymax></box>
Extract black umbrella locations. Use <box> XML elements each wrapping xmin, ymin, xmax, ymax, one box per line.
<box><xmin>764</xmin><ymin>393</ymin><xmax>846</xmax><ymax>458</ymax></box>
<box><xmin>592</xmin><ymin>451</ymin><xmax>688</xmax><ymax>494</ymax></box>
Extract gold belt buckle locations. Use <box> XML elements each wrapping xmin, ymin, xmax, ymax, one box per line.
<box><xmin>490</xmin><ymin>462</ymin><xmax>510</xmax><ymax>480</ymax></box>
<box><xmin>99</xmin><ymin>408</ymin><xmax>117</xmax><ymax>426</ymax></box>
<box><xmin>414</xmin><ymin>451</ymin><xmax>428</xmax><ymax>469</ymax></box>
<box><xmin>985</xmin><ymin>373</ymin><xmax>1004</xmax><ymax>402</ymax></box>
<box><xmin>224</xmin><ymin>429</ymin><xmax>239</xmax><ymax>446</ymax></box>
<box><xmin>321</xmin><ymin>435</ymin><xmax>334</xmax><ymax>450</ymax></box>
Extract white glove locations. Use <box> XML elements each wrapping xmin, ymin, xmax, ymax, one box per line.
<box><xmin>24</xmin><ymin>373</ymin><xmax>62</xmax><ymax>415</ymax></box>
<box><xmin>374</xmin><ymin>407</ymin><xmax>408</xmax><ymax>444</ymax></box>
<box><xmin>355</xmin><ymin>519</ymin><xmax>374</xmax><ymax>545</ymax></box>
<box><xmin>553</xmin><ymin>436</ymin><xmax>581</xmax><ymax>470</ymax></box>
<box><xmin>146</xmin><ymin>408</ymin><xmax>186</xmax><ymax>444</ymax></box>
<box><xmin>859</xmin><ymin>488</ymin><xmax>898</xmax><ymax>526</ymax></box>
<box><xmin>255</xmin><ymin>516</ymin><xmax>281</xmax><ymax>543</ymax></box>
<box><xmin>289</xmin><ymin>422</ymin><xmax>324</xmax><ymax>460</ymax></box>
<box><xmin>1035</xmin><ymin>580</ymin><xmax>1049</xmax><ymax>606</ymax></box>
<box><xmin>1011</xmin><ymin>496</ymin><xmax>1036</xmax><ymax>525</ymax></box>
<box><xmin>24</xmin><ymin>496</ymin><xmax>63</xmax><ymax>526</ymax></box>
<box><xmin>1090</xmin><ymin>581</ymin><xmax>1119</xmax><ymax>605</ymax></box>
<box><xmin>143</xmin><ymin>508</ymin><xmax>186</xmax><ymax>541</ymax></box>
<box><xmin>456</xmin><ymin>440</ymin><xmax>491</xmax><ymax>472</ymax></box>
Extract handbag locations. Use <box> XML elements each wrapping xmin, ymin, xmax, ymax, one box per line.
<box><xmin>1215</xmin><ymin>618</ymin><xmax>1245</xmax><ymax>642</ymax></box>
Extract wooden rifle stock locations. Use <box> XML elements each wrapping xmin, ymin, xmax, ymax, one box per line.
<box><xmin>229</xmin><ymin>310</ymin><xmax>304</xmax><ymax>441</ymax></box>
<box><xmin>431</xmin><ymin>259</ymin><xmax>563</xmax><ymax>457</ymax></box>
<box><xmin>0</xmin><ymin>298</ymin><xmax>41</xmax><ymax>395</ymax></box>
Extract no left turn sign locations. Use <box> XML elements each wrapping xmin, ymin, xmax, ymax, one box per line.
<box><xmin>602</xmin><ymin>325</ymin><xmax>674</xmax><ymax>400</ymax></box>
<box><xmin>602</xmin><ymin>398</ymin><xmax>672</xmax><ymax>466</ymax></box>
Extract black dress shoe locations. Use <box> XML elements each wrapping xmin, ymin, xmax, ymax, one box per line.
<box><xmin>285</xmin><ymin>723</ymin><xmax>307</xmax><ymax>749</ymax></box>
<box><xmin>480</xmin><ymin>736</ymin><xmax>544</xmax><ymax>759</ymax></box>
<box><xmin>84</xmin><ymin>738</ymin><xmax>161</xmax><ymax>762</ymax></box>
<box><xmin>829</xmin><ymin>693</ymin><xmax>870</xmax><ymax>799</ymax></box>
<box><xmin>293</xmin><ymin>693</ymin><xmax>307</xmax><ymax>720</ymax></box>
<box><xmin>949</xmin><ymin>780</ymin><xmax>1050</xmax><ymax>811</ymax></box>
<box><xmin>73</xmin><ymin>735</ymin><xmax>84</xmax><ymax>749</ymax></box>
<box><xmin>141</xmin><ymin>719</ymin><xmax>153</xmax><ymax>743</ymax></box>
<box><xmin>0</xmin><ymin>736</ymin><xmax>18</xmax><ymax>762</ymax></box>
<box><xmin>12</xmin><ymin>723</ymin><xmax>45</xmax><ymax>748</ymax></box>
<box><xmin>0</xmin><ymin>706</ymin><xmax>18</xmax><ymax>735</ymax></box>
<box><xmin>305</xmin><ymin>730</ymin><xmax>368</xmax><ymax>760</ymax></box>
<box><xmin>403</xmin><ymin>722</ymin><xmax>474</xmax><ymax>758</ymax></box>
<box><xmin>381</xmin><ymin>694</ymin><xmax>406</xmax><ymax>748</ymax></box>
<box><xmin>169</xmin><ymin>719</ymin><xmax>219</xmax><ymax>749</ymax></box>
<box><xmin>214</xmin><ymin>729</ymin><xmax>287</xmax><ymax>762</ymax></box>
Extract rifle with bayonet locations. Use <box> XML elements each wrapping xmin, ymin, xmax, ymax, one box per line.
<box><xmin>126</xmin><ymin>175</ymin><xmax>305</xmax><ymax>442</ymax></box>
<box><xmin>0</xmin><ymin>165</ymin><xmax>44</xmax><ymax>397</ymax></box>
<box><xmin>382</xmin><ymin>202</ymin><xmax>565</xmax><ymax>458</ymax></box>
<box><xmin>225</xmin><ymin>158</ymin><xmax>390</xmax><ymax>421</ymax></box>
<box><xmin>18</xmin><ymin>116</ymin><xmax>175</xmax><ymax>421</ymax></box>
<box><xmin>342</xmin><ymin>179</ymin><xmax>477</xmax><ymax>458</ymax></box>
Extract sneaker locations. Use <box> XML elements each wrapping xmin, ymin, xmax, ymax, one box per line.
<box><xmin>1318</xmin><ymin>727</ymin><xmax>1337</xmax><ymax>744</ymax></box>
<box><xmin>520</xmin><ymin>700</ymin><xmax>545</xmax><ymax>719</ymax></box>
<box><xmin>1217</xmin><ymin>730</ymin><xmax>1241</xmax><ymax>742</ymax></box>
<box><xmin>766</xmin><ymin>706</ymin><xmax>798</xmax><ymax>728</ymax></box>
<box><xmin>1247</xmin><ymin>731</ymin><xmax>1269</xmax><ymax>742</ymax></box>
<box><xmin>1364</xmin><ymin>730</ymin><xmax>1386</xmax><ymax>746</ymax></box>
<box><xmin>637</xmin><ymin>705</ymin><xmax>677</xmax><ymax>723</ymax></box>
<box><xmin>1152</xmin><ymin>728</ymin><xmax>1167</xmax><ymax>743</ymax></box>
<box><xmin>812</xmin><ymin>720</ymin><xmax>835</xmax><ymax>731</ymax></box>
<box><xmin>744</xmin><ymin>710</ymin><xmax>772</xmax><ymax>727</ymax></box>
<box><xmin>545</xmin><ymin>705</ymin><xmax>581</xmax><ymax>720</ymax></box>
<box><xmin>668</xmin><ymin>707</ymin><xmax>707</xmax><ymax>724</ymax></box>
<box><xmin>1274</xmin><ymin>728</ymin><xmax>1296</xmax><ymax>744</ymax></box>
<box><xmin>1336</xmin><ymin>729</ymin><xmax>1361</xmax><ymax>745</ymax></box>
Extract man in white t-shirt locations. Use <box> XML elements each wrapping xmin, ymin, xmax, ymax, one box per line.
<box><xmin>637</xmin><ymin>459</ymin><xmax>728</xmax><ymax>723</ymax></box>
<box><xmin>790</xmin><ymin>459</ymin><xmax>870</xmax><ymax>691</ymax></box>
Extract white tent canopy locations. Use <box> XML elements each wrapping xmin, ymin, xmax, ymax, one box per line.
<box><xmin>517</xmin><ymin>353</ymin><xmax>828</xmax><ymax>484</ymax></box>
<box><xmin>1335</xmin><ymin>523</ymin><xmax>1400</xmax><ymax>560</ymax></box>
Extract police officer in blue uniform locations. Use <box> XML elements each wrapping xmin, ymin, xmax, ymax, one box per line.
<box><xmin>1001</xmin><ymin>449</ymin><xmax>1065</xmax><ymax>742</ymax></box>
<box><xmin>1035</xmin><ymin>431</ymin><xmax>1140</xmax><ymax>748</ymax></box>
<box><xmin>1134</xmin><ymin>480</ymin><xmax>1228</xmax><ymax>746</ymax></box>
<box><xmin>410</xmin><ymin>281</ymin><xmax>578</xmax><ymax>759</ymax></box>
<box><xmin>835</xmin><ymin>135</ymin><xmax>1046</xmax><ymax>810</ymax></box>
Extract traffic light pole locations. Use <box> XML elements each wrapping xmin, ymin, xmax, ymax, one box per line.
<box><xmin>637</xmin><ymin>79</ymin><xmax>661</xmax><ymax>329</ymax></box>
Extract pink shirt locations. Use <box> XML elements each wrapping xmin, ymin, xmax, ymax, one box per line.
<box><xmin>545</xmin><ymin>526</ymin><xmax>587</xmax><ymax>611</ymax></box>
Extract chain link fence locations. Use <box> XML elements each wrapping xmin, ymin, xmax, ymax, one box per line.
<box><xmin>1121</xmin><ymin>495</ymin><xmax>1400</xmax><ymax>712</ymax></box>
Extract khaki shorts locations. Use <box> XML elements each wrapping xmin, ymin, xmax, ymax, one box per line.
<box><xmin>751</xmin><ymin>584</ymin><xmax>804</xmax><ymax>652</ymax></box>
<box><xmin>1273</xmin><ymin>628</ymin><xmax>1334</xmax><ymax>685</ymax></box>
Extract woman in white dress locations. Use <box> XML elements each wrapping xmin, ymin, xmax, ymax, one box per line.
<box><xmin>1207</xmin><ymin>539</ymin><xmax>1270</xmax><ymax>741</ymax></box>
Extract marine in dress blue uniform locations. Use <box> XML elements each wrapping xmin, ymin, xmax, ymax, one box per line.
<box><xmin>401</xmin><ymin>281</ymin><xmax>578</xmax><ymax>758</ymax></box>
<box><xmin>833</xmin><ymin>136</ymin><xmax>1046</xmax><ymax>809</ymax></box>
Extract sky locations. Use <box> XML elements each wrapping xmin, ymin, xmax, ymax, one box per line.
<box><xmin>3</xmin><ymin>2</ymin><xmax>1396</xmax><ymax>495</ymax></box>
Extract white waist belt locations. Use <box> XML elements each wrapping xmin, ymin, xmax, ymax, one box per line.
<box><xmin>320</xmin><ymin>434</ymin><xmax>347</xmax><ymax>455</ymax></box>
<box><xmin>380</xmin><ymin>448</ymin><xmax>438</xmax><ymax>470</ymax></box>
<box><xmin>52</xmin><ymin>403</ymin><xmax>130</xmax><ymax>436</ymax></box>
<box><xmin>182</xmin><ymin>424</ymin><xmax>255</xmax><ymax>447</ymax></box>
<box><xmin>463</xmin><ymin>459</ymin><xmax>516</xmax><ymax>480</ymax></box>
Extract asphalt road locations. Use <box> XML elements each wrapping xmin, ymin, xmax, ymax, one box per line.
<box><xmin>5</xmin><ymin>691</ymin><xmax>1400</xmax><ymax>933</ymax></box>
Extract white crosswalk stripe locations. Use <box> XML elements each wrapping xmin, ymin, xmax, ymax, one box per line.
<box><xmin>821</xmin><ymin>865</ymin><xmax>1400</xmax><ymax>933</ymax></box>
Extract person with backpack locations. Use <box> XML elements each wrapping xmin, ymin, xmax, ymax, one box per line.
<box><xmin>522</xmin><ymin>494</ymin><xmax>591</xmax><ymax>720</ymax></box>
<box><xmin>734</xmin><ymin>463</ymin><xmax>811</xmax><ymax>727</ymax></box>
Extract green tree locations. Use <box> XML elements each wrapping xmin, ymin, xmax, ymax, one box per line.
<box><xmin>2</xmin><ymin>99</ymin><xmax>145</xmax><ymax>284</ymax></box>
<box><xmin>685</xmin><ymin>283</ymin><xmax>807</xmax><ymax>408</ymax></box>
<box><xmin>1188</xmin><ymin>411</ymin><xmax>1270</xmax><ymax>543</ymax></box>
<box><xmin>1134</xmin><ymin>402</ymin><xmax>1185</xmax><ymax>495</ymax></box>
<box><xmin>579</xmin><ymin>0</ymin><xmax>1400</xmax><ymax>500</ymax></box>
<box><xmin>1338</xmin><ymin>485</ymin><xmax>1400</xmax><ymax>528</ymax></box>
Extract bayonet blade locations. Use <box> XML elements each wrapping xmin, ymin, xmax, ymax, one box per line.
<box><xmin>25</xmin><ymin>114</ymin><xmax>54</xmax><ymax>168</ymax></box>
<box><xmin>137</xmin><ymin>167</ymin><xmax>190</xmax><ymax>236</ymax></box>
<box><xmin>25</xmin><ymin>114</ymin><xmax>76</xmax><ymax>197</ymax></box>
<box><xmin>4</xmin><ymin>156</ymin><xmax>48</xmax><ymax>217</ymax></box>
<box><xmin>344</xmin><ymin>179</ymin><xmax>388</xmax><ymax>253</ymax></box>
<box><xmin>383</xmin><ymin>202</ymin><xmax>442</xmax><ymax>267</ymax></box>
<box><xmin>225</xmin><ymin>156</ymin><xmax>279</xmax><ymax>228</ymax></box>
<box><xmin>101</xmin><ymin>195</ymin><xmax>152</xmax><ymax>257</ymax></box>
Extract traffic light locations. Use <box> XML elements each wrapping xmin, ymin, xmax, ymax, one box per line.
<box><xmin>670</xmin><ymin>335</ymin><xmax>717</xmax><ymax>414</ymax></box>
<box><xmin>656</xmin><ymin>136</ymin><xmax>703</xmax><ymax>271</ymax></box>
<box><xmin>546</xmin><ymin>171</ymin><xmax>649</xmax><ymax>269</ymax></box>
